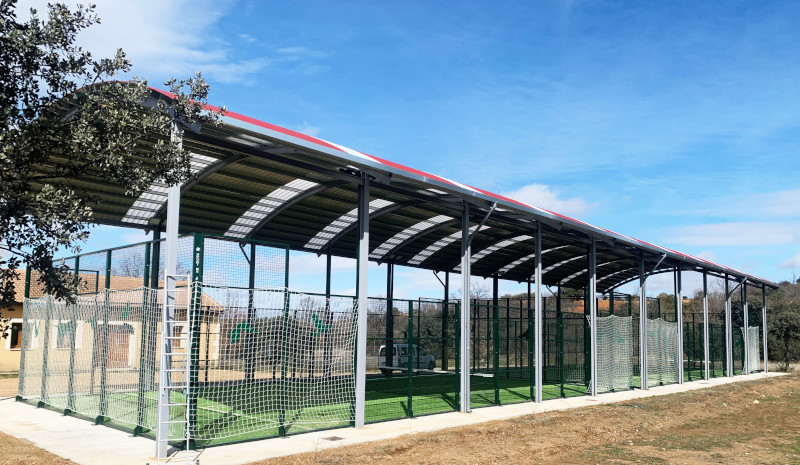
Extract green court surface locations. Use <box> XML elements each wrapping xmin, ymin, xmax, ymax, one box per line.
<box><xmin>29</xmin><ymin>368</ymin><xmax>739</xmax><ymax>448</ymax></box>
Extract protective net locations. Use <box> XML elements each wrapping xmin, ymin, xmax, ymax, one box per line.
<box><xmin>594</xmin><ymin>315</ymin><xmax>633</xmax><ymax>392</ymax></box>
<box><xmin>742</xmin><ymin>326</ymin><xmax>760</xmax><ymax>373</ymax></box>
<box><xmin>18</xmin><ymin>285</ymin><xmax>358</xmax><ymax>446</ymax></box>
<box><xmin>195</xmin><ymin>286</ymin><xmax>357</xmax><ymax>442</ymax></box>
<box><xmin>646</xmin><ymin>318</ymin><xmax>679</xmax><ymax>387</ymax></box>
<box><xmin>18</xmin><ymin>288</ymin><xmax>161</xmax><ymax>430</ymax></box>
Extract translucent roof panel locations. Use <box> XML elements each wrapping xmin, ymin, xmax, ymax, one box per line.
<box><xmin>496</xmin><ymin>245</ymin><xmax>570</xmax><ymax>276</ymax></box>
<box><xmin>121</xmin><ymin>153</ymin><xmax>217</xmax><ymax>225</ymax></box>
<box><xmin>453</xmin><ymin>234</ymin><xmax>533</xmax><ymax>272</ymax></box>
<box><xmin>558</xmin><ymin>260</ymin><xmax>616</xmax><ymax>286</ymax></box>
<box><xmin>370</xmin><ymin>214</ymin><xmax>453</xmax><ymax>260</ymax></box>
<box><xmin>225</xmin><ymin>179</ymin><xmax>320</xmax><ymax>238</ymax></box>
<box><xmin>305</xmin><ymin>199</ymin><xmax>395</xmax><ymax>250</ymax></box>
<box><xmin>406</xmin><ymin>225</ymin><xmax>484</xmax><ymax>266</ymax></box>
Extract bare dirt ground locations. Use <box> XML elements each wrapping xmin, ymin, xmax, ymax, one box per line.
<box><xmin>0</xmin><ymin>375</ymin><xmax>797</xmax><ymax>465</ymax></box>
<box><xmin>251</xmin><ymin>375</ymin><xmax>800</xmax><ymax>465</ymax></box>
<box><xmin>0</xmin><ymin>376</ymin><xmax>18</xmax><ymax>398</ymax></box>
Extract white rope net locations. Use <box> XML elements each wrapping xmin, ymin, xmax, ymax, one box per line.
<box><xmin>646</xmin><ymin>318</ymin><xmax>679</xmax><ymax>387</ymax></box>
<box><xmin>18</xmin><ymin>285</ymin><xmax>358</xmax><ymax>444</ymax></box>
<box><xmin>594</xmin><ymin>315</ymin><xmax>633</xmax><ymax>392</ymax></box>
<box><xmin>18</xmin><ymin>288</ymin><xmax>161</xmax><ymax>430</ymax></box>
<box><xmin>742</xmin><ymin>326</ymin><xmax>760</xmax><ymax>373</ymax></box>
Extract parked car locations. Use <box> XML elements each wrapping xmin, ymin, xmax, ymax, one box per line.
<box><xmin>378</xmin><ymin>343</ymin><xmax>435</xmax><ymax>375</ymax></box>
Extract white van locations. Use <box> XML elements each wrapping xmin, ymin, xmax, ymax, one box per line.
<box><xmin>378</xmin><ymin>343</ymin><xmax>435</xmax><ymax>375</ymax></box>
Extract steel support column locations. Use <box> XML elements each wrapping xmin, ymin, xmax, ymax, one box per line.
<box><xmin>743</xmin><ymin>283</ymin><xmax>749</xmax><ymax>374</ymax></box>
<box><xmin>639</xmin><ymin>255</ymin><xmax>648</xmax><ymax>389</ymax></box>
<box><xmin>442</xmin><ymin>271</ymin><xmax>449</xmax><ymax>372</ymax></box>
<box><xmin>702</xmin><ymin>271</ymin><xmax>710</xmax><ymax>380</ymax></box>
<box><xmin>762</xmin><ymin>284</ymin><xmax>768</xmax><ymax>373</ymax></box>
<box><xmin>386</xmin><ymin>261</ymin><xmax>394</xmax><ymax>373</ymax></box>
<box><xmin>354</xmin><ymin>174</ymin><xmax>370</xmax><ymax>428</ymax></box>
<box><xmin>588</xmin><ymin>239</ymin><xmax>597</xmax><ymax>396</ymax></box>
<box><xmin>534</xmin><ymin>226</ymin><xmax>544</xmax><ymax>402</ymax></box>
<box><xmin>459</xmin><ymin>202</ymin><xmax>471</xmax><ymax>413</ymax></box>
<box><xmin>676</xmin><ymin>264</ymin><xmax>684</xmax><ymax>384</ymax></box>
<box><xmin>724</xmin><ymin>275</ymin><xmax>733</xmax><ymax>377</ymax></box>
<box><xmin>156</xmin><ymin>123</ymin><xmax>182</xmax><ymax>459</ymax></box>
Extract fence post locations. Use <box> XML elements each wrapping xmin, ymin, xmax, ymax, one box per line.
<box><xmin>493</xmin><ymin>304</ymin><xmax>500</xmax><ymax>405</ymax></box>
<box><xmin>407</xmin><ymin>300</ymin><xmax>414</xmax><ymax>418</ymax></box>
<box><xmin>188</xmin><ymin>233</ymin><xmax>204</xmax><ymax>449</ymax></box>
<box><xmin>557</xmin><ymin>286</ymin><xmax>564</xmax><ymax>397</ymax></box>
<box><xmin>66</xmin><ymin>256</ymin><xmax>79</xmax><ymax>414</ymax></box>
<box><xmin>279</xmin><ymin>285</ymin><xmax>290</xmax><ymax>436</ymax></box>
<box><xmin>96</xmin><ymin>250</ymin><xmax>111</xmax><ymax>424</ymax></box>
<box><xmin>528</xmin><ymin>286</ymin><xmax>534</xmax><ymax>401</ymax></box>
<box><xmin>17</xmin><ymin>267</ymin><xmax>33</xmax><ymax>400</ymax></box>
<box><xmin>134</xmin><ymin>242</ymin><xmax>151</xmax><ymax>436</ymax></box>
<box><xmin>39</xmin><ymin>295</ymin><xmax>53</xmax><ymax>408</ymax></box>
<box><xmin>454</xmin><ymin>302</ymin><xmax>460</xmax><ymax>411</ymax></box>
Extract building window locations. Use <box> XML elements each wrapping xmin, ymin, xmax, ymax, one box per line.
<box><xmin>56</xmin><ymin>321</ymin><xmax>75</xmax><ymax>349</ymax></box>
<box><xmin>9</xmin><ymin>322</ymin><xmax>22</xmax><ymax>350</ymax></box>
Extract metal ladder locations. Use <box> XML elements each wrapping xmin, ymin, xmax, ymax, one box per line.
<box><xmin>156</xmin><ymin>275</ymin><xmax>195</xmax><ymax>465</ymax></box>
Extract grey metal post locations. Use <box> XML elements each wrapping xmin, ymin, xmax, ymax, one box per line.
<box><xmin>762</xmin><ymin>284</ymin><xmax>768</xmax><ymax>373</ymax></box>
<box><xmin>354</xmin><ymin>174</ymin><xmax>369</xmax><ymax>428</ymax></box>
<box><xmin>385</xmin><ymin>261</ymin><xmax>394</xmax><ymax>372</ymax></box>
<box><xmin>676</xmin><ymin>264</ymin><xmax>684</xmax><ymax>384</ymax></box>
<box><xmin>743</xmin><ymin>283</ymin><xmax>749</xmax><ymax>374</ymax></box>
<box><xmin>459</xmin><ymin>201</ymin><xmax>471</xmax><ymax>413</ymax></box>
<box><xmin>588</xmin><ymin>239</ymin><xmax>597</xmax><ymax>396</ymax></box>
<box><xmin>534</xmin><ymin>224</ymin><xmax>543</xmax><ymax>402</ymax></box>
<box><xmin>639</xmin><ymin>255</ymin><xmax>648</xmax><ymax>389</ymax></box>
<box><xmin>724</xmin><ymin>275</ymin><xmax>733</xmax><ymax>377</ymax></box>
<box><xmin>442</xmin><ymin>271</ymin><xmax>449</xmax><ymax>372</ymax></box>
<box><xmin>702</xmin><ymin>271</ymin><xmax>710</xmax><ymax>380</ymax></box>
<box><xmin>324</xmin><ymin>250</ymin><xmax>333</xmax><ymax>379</ymax></box>
<box><xmin>156</xmin><ymin>122</ymin><xmax>182</xmax><ymax>458</ymax></box>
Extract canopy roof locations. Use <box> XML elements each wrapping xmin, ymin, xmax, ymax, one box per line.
<box><xmin>40</xmin><ymin>86</ymin><xmax>775</xmax><ymax>292</ymax></box>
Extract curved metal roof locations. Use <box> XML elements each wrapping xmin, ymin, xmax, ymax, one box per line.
<box><xmin>37</xmin><ymin>86</ymin><xmax>776</xmax><ymax>292</ymax></box>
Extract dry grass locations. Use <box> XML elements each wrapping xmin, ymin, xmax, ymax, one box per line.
<box><xmin>249</xmin><ymin>375</ymin><xmax>800</xmax><ymax>465</ymax></box>
<box><xmin>0</xmin><ymin>375</ymin><xmax>797</xmax><ymax>464</ymax></box>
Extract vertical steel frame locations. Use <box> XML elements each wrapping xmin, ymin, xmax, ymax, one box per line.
<box><xmin>354</xmin><ymin>174</ymin><xmax>370</xmax><ymax>427</ymax></box>
<box><xmin>534</xmin><ymin>226</ymin><xmax>543</xmax><ymax>402</ymax></box>
<box><xmin>459</xmin><ymin>201</ymin><xmax>471</xmax><ymax>413</ymax></box>
<box><xmin>724</xmin><ymin>275</ymin><xmax>733</xmax><ymax>377</ymax></box>
<box><xmin>762</xmin><ymin>284</ymin><xmax>768</xmax><ymax>373</ymax></box>
<box><xmin>588</xmin><ymin>239</ymin><xmax>597</xmax><ymax>396</ymax></box>
<box><xmin>761</xmin><ymin>284</ymin><xmax>769</xmax><ymax>373</ymax></box>
<box><xmin>156</xmin><ymin>122</ymin><xmax>182</xmax><ymax>458</ymax></box>
<box><xmin>675</xmin><ymin>264</ymin><xmax>684</xmax><ymax>384</ymax></box>
<box><xmin>702</xmin><ymin>271</ymin><xmax>710</xmax><ymax>380</ymax></box>
<box><xmin>743</xmin><ymin>283</ymin><xmax>750</xmax><ymax>374</ymax></box>
<box><xmin>188</xmin><ymin>233</ymin><xmax>204</xmax><ymax>448</ymax></box>
<box><xmin>639</xmin><ymin>255</ymin><xmax>648</xmax><ymax>389</ymax></box>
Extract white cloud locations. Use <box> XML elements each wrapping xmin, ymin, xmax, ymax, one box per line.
<box><xmin>501</xmin><ymin>183</ymin><xmax>596</xmax><ymax>218</ymax></box>
<box><xmin>779</xmin><ymin>250</ymin><xmax>800</xmax><ymax>270</ymax></box>
<box><xmin>668</xmin><ymin>222</ymin><xmax>800</xmax><ymax>246</ymax></box>
<box><xmin>238</xmin><ymin>34</ymin><xmax>257</xmax><ymax>44</ymax></box>
<box><xmin>689</xmin><ymin>187</ymin><xmax>800</xmax><ymax>219</ymax></box>
<box><xmin>15</xmin><ymin>1</ymin><xmax>278</xmax><ymax>85</ymax></box>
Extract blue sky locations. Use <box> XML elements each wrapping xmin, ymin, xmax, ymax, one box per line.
<box><xmin>17</xmin><ymin>0</ymin><xmax>800</xmax><ymax>297</ymax></box>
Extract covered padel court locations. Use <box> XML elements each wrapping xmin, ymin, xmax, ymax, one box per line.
<box><xmin>16</xmin><ymin>85</ymin><xmax>776</xmax><ymax>460</ymax></box>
